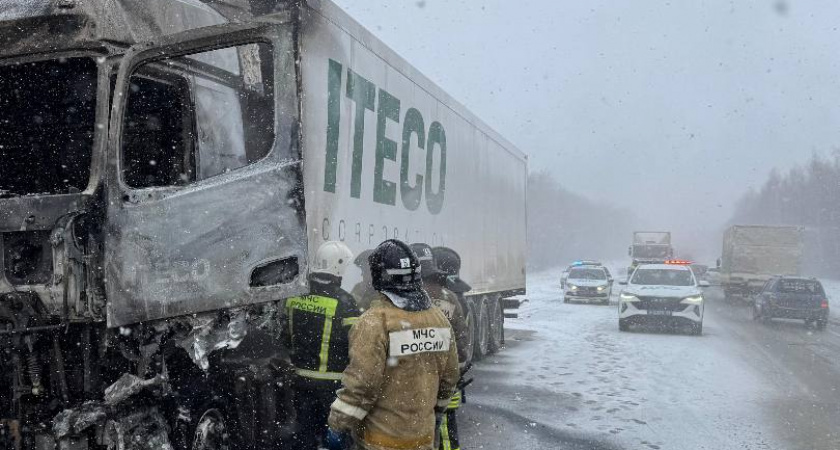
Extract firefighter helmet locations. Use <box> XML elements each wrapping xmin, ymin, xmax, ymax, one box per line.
<box><xmin>368</xmin><ymin>239</ymin><xmax>430</xmax><ymax>310</ymax></box>
<box><xmin>432</xmin><ymin>246</ymin><xmax>472</xmax><ymax>294</ymax></box>
<box><xmin>409</xmin><ymin>243</ymin><xmax>441</xmax><ymax>279</ymax></box>
<box><xmin>432</xmin><ymin>246</ymin><xmax>461</xmax><ymax>276</ymax></box>
<box><xmin>313</xmin><ymin>241</ymin><xmax>354</xmax><ymax>278</ymax></box>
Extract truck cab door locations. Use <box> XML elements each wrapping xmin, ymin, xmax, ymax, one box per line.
<box><xmin>104</xmin><ymin>22</ymin><xmax>308</xmax><ymax>327</ymax></box>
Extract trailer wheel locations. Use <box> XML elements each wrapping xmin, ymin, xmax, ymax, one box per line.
<box><xmin>488</xmin><ymin>296</ymin><xmax>504</xmax><ymax>354</ymax></box>
<box><xmin>473</xmin><ymin>297</ymin><xmax>490</xmax><ymax>360</ymax></box>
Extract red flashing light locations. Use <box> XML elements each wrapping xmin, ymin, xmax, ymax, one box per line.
<box><xmin>664</xmin><ymin>260</ymin><xmax>693</xmax><ymax>265</ymax></box>
<box><xmin>821</xmin><ymin>300</ymin><xmax>829</xmax><ymax>309</ymax></box>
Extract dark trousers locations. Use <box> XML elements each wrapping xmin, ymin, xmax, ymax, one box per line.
<box><xmin>292</xmin><ymin>377</ymin><xmax>341</xmax><ymax>450</ymax></box>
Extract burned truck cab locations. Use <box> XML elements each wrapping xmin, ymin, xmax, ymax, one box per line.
<box><xmin>0</xmin><ymin>1</ymin><xmax>308</xmax><ymax>449</ymax></box>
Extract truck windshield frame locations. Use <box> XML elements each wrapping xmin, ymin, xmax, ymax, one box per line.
<box><xmin>0</xmin><ymin>56</ymin><xmax>99</xmax><ymax>196</ymax></box>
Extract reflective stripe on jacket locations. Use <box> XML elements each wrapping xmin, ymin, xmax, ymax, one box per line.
<box><xmin>286</xmin><ymin>274</ymin><xmax>360</xmax><ymax>380</ymax></box>
<box><xmin>328</xmin><ymin>293</ymin><xmax>460</xmax><ymax>450</ymax></box>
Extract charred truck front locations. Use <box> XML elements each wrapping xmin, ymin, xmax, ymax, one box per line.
<box><xmin>0</xmin><ymin>1</ymin><xmax>309</xmax><ymax>449</ymax></box>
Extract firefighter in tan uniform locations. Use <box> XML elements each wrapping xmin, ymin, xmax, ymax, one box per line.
<box><xmin>433</xmin><ymin>246</ymin><xmax>476</xmax><ymax>450</ymax></box>
<box><xmin>410</xmin><ymin>243</ymin><xmax>470</xmax><ymax>368</ymax></box>
<box><xmin>326</xmin><ymin>239</ymin><xmax>460</xmax><ymax>450</ymax></box>
<box><xmin>411</xmin><ymin>244</ymin><xmax>470</xmax><ymax>450</ymax></box>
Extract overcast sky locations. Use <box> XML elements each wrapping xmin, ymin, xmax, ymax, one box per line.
<box><xmin>332</xmin><ymin>0</ymin><xmax>840</xmax><ymax>251</ymax></box>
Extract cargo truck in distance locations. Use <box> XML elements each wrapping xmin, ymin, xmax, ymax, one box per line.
<box><xmin>628</xmin><ymin>231</ymin><xmax>674</xmax><ymax>275</ymax></box>
<box><xmin>0</xmin><ymin>1</ymin><xmax>527</xmax><ymax>449</ymax></box>
<box><xmin>719</xmin><ymin>225</ymin><xmax>804</xmax><ymax>300</ymax></box>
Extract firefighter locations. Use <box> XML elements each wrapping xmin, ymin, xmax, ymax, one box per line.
<box><xmin>410</xmin><ymin>243</ymin><xmax>470</xmax><ymax>369</ymax></box>
<box><xmin>284</xmin><ymin>241</ymin><xmax>360</xmax><ymax>450</ymax></box>
<box><xmin>410</xmin><ymin>244</ymin><xmax>469</xmax><ymax>450</ymax></box>
<box><xmin>431</xmin><ymin>246</ymin><xmax>474</xmax><ymax>450</ymax></box>
<box><xmin>326</xmin><ymin>239</ymin><xmax>460</xmax><ymax>450</ymax></box>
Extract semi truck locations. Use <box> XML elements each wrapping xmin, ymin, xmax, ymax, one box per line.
<box><xmin>627</xmin><ymin>231</ymin><xmax>674</xmax><ymax>275</ymax></box>
<box><xmin>0</xmin><ymin>1</ymin><xmax>528</xmax><ymax>449</ymax></box>
<box><xmin>719</xmin><ymin>225</ymin><xmax>804</xmax><ymax>300</ymax></box>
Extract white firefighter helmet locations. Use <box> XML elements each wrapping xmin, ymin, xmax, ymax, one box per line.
<box><xmin>313</xmin><ymin>241</ymin><xmax>354</xmax><ymax>278</ymax></box>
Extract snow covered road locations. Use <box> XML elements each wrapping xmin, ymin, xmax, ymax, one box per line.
<box><xmin>458</xmin><ymin>269</ymin><xmax>840</xmax><ymax>450</ymax></box>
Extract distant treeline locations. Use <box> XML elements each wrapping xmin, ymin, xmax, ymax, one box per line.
<box><xmin>528</xmin><ymin>170</ymin><xmax>639</xmax><ymax>270</ymax></box>
<box><xmin>730</xmin><ymin>153</ymin><xmax>840</xmax><ymax>277</ymax></box>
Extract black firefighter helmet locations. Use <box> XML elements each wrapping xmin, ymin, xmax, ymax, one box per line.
<box><xmin>368</xmin><ymin>239</ymin><xmax>431</xmax><ymax>311</ymax></box>
<box><xmin>409</xmin><ymin>243</ymin><xmax>441</xmax><ymax>280</ymax></box>
<box><xmin>432</xmin><ymin>246</ymin><xmax>472</xmax><ymax>294</ymax></box>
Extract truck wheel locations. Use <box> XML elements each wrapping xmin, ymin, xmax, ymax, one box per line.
<box><xmin>488</xmin><ymin>296</ymin><xmax>504</xmax><ymax>354</ymax></box>
<box><xmin>473</xmin><ymin>297</ymin><xmax>490</xmax><ymax>360</ymax></box>
<box><xmin>816</xmin><ymin>320</ymin><xmax>828</xmax><ymax>330</ymax></box>
<box><xmin>460</xmin><ymin>297</ymin><xmax>476</xmax><ymax>366</ymax></box>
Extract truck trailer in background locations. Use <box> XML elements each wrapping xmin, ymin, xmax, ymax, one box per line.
<box><xmin>719</xmin><ymin>225</ymin><xmax>804</xmax><ymax>300</ymax></box>
<box><xmin>0</xmin><ymin>1</ymin><xmax>527</xmax><ymax>448</ymax></box>
<box><xmin>627</xmin><ymin>231</ymin><xmax>674</xmax><ymax>275</ymax></box>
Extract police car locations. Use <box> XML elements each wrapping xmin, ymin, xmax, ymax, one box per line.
<box><xmin>618</xmin><ymin>261</ymin><xmax>709</xmax><ymax>335</ymax></box>
<box><xmin>563</xmin><ymin>265</ymin><xmax>613</xmax><ymax>304</ymax></box>
<box><xmin>561</xmin><ymin>260</ymin><xmax>611</xmax><ymax>288</ymax></box>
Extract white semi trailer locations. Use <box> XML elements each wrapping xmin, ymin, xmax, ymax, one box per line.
<box><xmin>720</xmin><ymin>225</ymin><xmax>803</xmax><ymax>300</ymax></box>
<box><xmin>0</xmin><ymin>1</ymin><xmax>527</xmax><ymax>448</ymax></box>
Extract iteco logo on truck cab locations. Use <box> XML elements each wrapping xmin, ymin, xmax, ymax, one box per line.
<box><xmin>323</xmin><ymin>59</ymin><xmax>447</xmax><ymax>214</ymax></box>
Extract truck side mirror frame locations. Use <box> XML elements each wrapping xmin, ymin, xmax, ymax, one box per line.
<box><xmin>716</xmin><ymin>258</ymin><xmax>721</xmax><ymax>268</ymax></box>
<box><xmin>628</xmin><ymin>246</ymin><xmax>632</xmax><ymax>256</ymax></box>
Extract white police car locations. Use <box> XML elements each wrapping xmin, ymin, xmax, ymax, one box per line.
<box><xmin>561</xmin><ymin>260</ymin><xmax>611</xmax><ymax>289</ymax></box>
<box><xmin>564</xmin><ymin>265</ymin><xmax>612</xmax><ymax>304</ymax></box>
<box><xmin>618</xmin><ymin>261</ymin><xmax>709</xmax><ymax>335</ymax></box>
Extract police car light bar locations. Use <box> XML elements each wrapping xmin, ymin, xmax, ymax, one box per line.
<box><xmin>572</xmin><ymin>260</ymin><xmax>601</xmax><ymax>266</ymax></box>
<box><xmin>664</xmin><ymin>260</ymin><xmax>693</xmax><ymax>265</ymax></box>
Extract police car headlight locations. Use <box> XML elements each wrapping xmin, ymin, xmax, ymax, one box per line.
<box><xmin>619</xmin><ymin>292</ymin><xmax>639</xmax><ymax>302</ymax></box>
<box><xmin>681</xmin><ymin>295</ymin><xmax>703</xmax><ymax>305</ymax></box>
<box><xmin>568</xmin><ymin>285</ymin><xmax>578</xmax><ymax>291</ymax></box>
<box><xmin>597</xmin><ymin>285</ymin><xmax>607</xmax><ymax>292</ymax></box>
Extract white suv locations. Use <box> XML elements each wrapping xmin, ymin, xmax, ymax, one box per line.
<box><xmin>618</xmin><ymin>263</ymin><xmax>709</xmax><ymax>335</ymax></box>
